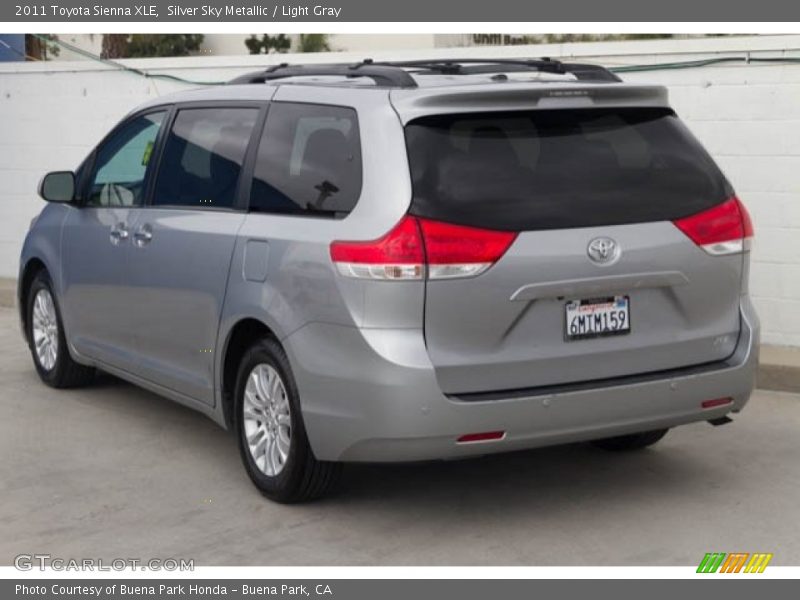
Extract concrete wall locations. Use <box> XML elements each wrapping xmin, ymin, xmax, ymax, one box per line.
<box><xmin>1</xmin><ymin>35</ymin><xmax>799</xmax><ymax>346</ymax></box>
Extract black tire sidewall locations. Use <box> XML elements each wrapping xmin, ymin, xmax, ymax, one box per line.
<box><xmin>233</xmin><ymin>338</ymin><xmax>312</xmax><ymax>501</ymax></box>
<box><xmin>26</xmin><ymin>272</ymin><xmax>70</xmax><ymax>386</ymax></box>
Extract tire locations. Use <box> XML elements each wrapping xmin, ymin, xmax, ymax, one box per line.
<box><xmin>26</xmin><ymin>271</ymin><xmax>95</xmax><ymax>388</ymax></box>
<box><xmin>591</xmin><ymin>428</ymin><xmax>669</xmax><ymax>452</ymax></box>
<box><xmin>234</xmin><ymin>337</ymin><xmax>341</xmax><ymax>503</ymax></box>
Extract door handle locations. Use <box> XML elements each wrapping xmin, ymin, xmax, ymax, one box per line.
<box><xmin>133</xmin><ymin>224</ymin><xmax>153</xmax><ymax>247</ymax></box>
<box><xmin>109</xmin><ymin>223</ymin><xmax>129</xmax><ymax>245</ymax></box>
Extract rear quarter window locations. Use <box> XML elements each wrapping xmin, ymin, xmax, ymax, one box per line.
<box><xmin>249</xmin><ymin>102</ymin><xmax>362</xmax><ymax>218</ymax></box>
<box><xmin>405</xmin><ymin>108</ymin><xmax>733</xmax><ymax>231</ymax></box>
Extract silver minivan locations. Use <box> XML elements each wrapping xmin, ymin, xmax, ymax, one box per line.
<box><xmin>19</xmin><ymin>59</ymin><xmax>759</xmax><ymax>502</ymax></box>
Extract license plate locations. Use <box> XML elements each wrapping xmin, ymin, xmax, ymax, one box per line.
<box><xmin>565</xmin><ymin>296</ymin><xmax>630</xmax><ymax>340</ymax></box>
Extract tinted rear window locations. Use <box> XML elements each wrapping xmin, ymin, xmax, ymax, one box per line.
<box><xmin>405</xmin><ymin>108</ymin><xmax>732</xmax><ymax>231</ymax></box>
<box><xmin>249</xmin><ymin>103</ymin><xmax>362</xmax><ymax>218</ymax></box>
<box><xmin>153</xmin><ymin>108</ymin><xmax>258</xmax><ymax>209</ymax></box>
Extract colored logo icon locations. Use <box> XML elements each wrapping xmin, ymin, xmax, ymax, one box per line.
<box><xmin>697</xmin><ymin>552</ymin><xmax>773</xmax><ymax>573</ymax></box>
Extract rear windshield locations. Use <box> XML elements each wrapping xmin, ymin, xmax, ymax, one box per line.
<box><xmin>405</xmin><ymin>108</ymin><xmax>732</xmax><ymax>231</ymax></box>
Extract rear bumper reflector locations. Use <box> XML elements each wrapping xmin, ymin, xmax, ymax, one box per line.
<box><xmin>456</xmin><ymin>431</ymin><xmax>506</xmax><ymax>444</ymax></box>
<box><xmin>701</xmin><ymin>397</ymin><xmax>733</xmax><ymax>409</ymax></box>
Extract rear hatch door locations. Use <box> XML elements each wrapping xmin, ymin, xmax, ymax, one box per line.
<box><xmin>405</xmin><ymin>107</ymin><xmax>744</xmax><ymax>395</ymax></box>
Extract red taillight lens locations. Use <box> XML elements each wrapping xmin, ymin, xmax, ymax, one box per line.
<box><xmin>456</xmin><ymin>431</ymin><xmax>505</xmax><ymax>444</ymax></box>
<box><xmin>419</xmin><ymin>219</ymin><xmax>517</xmax><ymax>279</ymax></box>
<box><xmin>330</xmin><ymin>216</ymin><xmax>425</xmax><ymax>280</ymax></box>
<box><xmin>673</xmin><ymin>197</ymin><xmax>753</xmax><ymax>255</ymax></box>
<box><xmin>330</xmin><ymin>216</ymin><xmax>424</xmax><ymax>264</ymax></box>
<box><xmin>740</xmin><ymin>199</ymin><xmax>755</xmax><ymax>239</ymax></box>
<box><xmin>701</xmin><ymin>397</ymin><xmax>733</xmax><ymax>409</ymax></box>
<box><xmin>330</xmin><ymin>216</ymin><xmax>517</xmax><ymax>280</ymax></box>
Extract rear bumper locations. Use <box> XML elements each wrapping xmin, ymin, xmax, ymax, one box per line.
<box><xmin>286</xmin><ymin>297</ymin><xmax>759</xmax><ymax>462</ymax></box>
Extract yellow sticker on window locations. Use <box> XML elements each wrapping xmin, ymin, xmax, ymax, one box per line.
<box><xmin>141</xmin><ymin>140</ymin><xmax>154</xmax><ymax>166</ymax></box>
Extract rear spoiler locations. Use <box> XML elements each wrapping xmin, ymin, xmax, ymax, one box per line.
<box><xmin>390</xmin><ymin>84</ymin><xmax>669</xmax><ymax>124</ymax></box>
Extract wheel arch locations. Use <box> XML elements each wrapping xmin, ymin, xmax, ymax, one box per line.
<box><xmin>219</xmin><ymin>317</ymin><xmax>282</xmax><ymax>430</ymax></box>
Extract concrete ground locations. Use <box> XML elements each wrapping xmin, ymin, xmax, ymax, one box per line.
<box><xmin>1</xmin><ymin>306</ymin><xmax>798</xmax><ymax>566</ymax></box>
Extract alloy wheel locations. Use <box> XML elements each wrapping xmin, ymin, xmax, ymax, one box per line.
<box><xmin>242</xmin><ymin>364</ymin><xmax>292</xmax><ymax>476</ymax></box>
<box><xmin>32</xmin><ymin>288</ymin><xmax>59</xmax><ymax>371</ymax></box>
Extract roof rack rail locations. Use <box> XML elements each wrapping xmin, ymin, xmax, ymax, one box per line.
<box><xmin>557</xmin><ymin>62</ymin><xmax>622</xmax><ymax>82</ymax></box>
<box><xmin>228</xmin><ymin>62</ymin><xmax>419</xmax><ymax>88</ymax></box>
<box><xmin>227</xmin><ymin>58</ymin><xmax>621</xmax><ymax>88</ymax></box>
<box><xmin>373</xmin><ymin>58</ymin><xmax>621</xmax><ymax>82</ymax></box>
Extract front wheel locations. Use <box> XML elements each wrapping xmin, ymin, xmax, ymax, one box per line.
<box><xmin>26</xmin><ymin>271</ymin><xmax>95</xmax><ymax>388</ymax></box>
<box><xmin>591</xmin><ymin>429</ymin><xmax>669</xmax><ymax>451</ymax></box>
<box><xmin>234</xmin><ymin>338</ymin><xmax>341</xmax><ymax>503</ymax></box>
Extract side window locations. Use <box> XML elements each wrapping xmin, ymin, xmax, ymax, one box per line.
<box><xmin>250</xmin><ymin>103</ymin><xmax>362</xmax><ymax>217</ymax></box>
<box><xmin>86</xmin><ymin>111</ymin><xmax>165</xmax><ymax>207</ymax></box>
<box><xmin>152</xmin><ymin>107</ymin><xmax>258</xmax><ymax>209</ymax></box>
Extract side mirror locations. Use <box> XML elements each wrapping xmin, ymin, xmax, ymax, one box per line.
<box><xmin>39</xmin><ymin>171</ymin><xmax>75</xmax><ymax>203</ymax></box>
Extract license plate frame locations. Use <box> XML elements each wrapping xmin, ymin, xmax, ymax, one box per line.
<box><xmin>564</xmin><ymin>295</ymin><xmax>631</xmax><ymax>341</ymax></box>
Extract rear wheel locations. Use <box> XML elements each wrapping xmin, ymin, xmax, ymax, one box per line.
<box><xmin>591</xmin><ymin>428</ymin><xmax>669</xmax><ymax>451</ymax></box>
<box><xmin>26</xmin><ymin>271</ymin><xmax>95</xmax><ymax>388</ymax></box>
<box><xmin>234</xmin><ymin>338</ymin><xmax>341</xmax><ymax>503</ymax></box>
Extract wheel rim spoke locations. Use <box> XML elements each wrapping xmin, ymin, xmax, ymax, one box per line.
<box><xmin>277</xmin><ymin>427</ymin><xmax>291</xmax><ymax>457</ymax></box>
<box><xmin>263</xmin><ymin>368</ymin><xmax>273</xmax><ymax>400</ymax></box>
<box><xmin>253</xmin><ymin>433</ymin><xmax>267</xmax><ymax>462</ymax></box>
<box><xmin>247</xmin><ymin>427</ymin><xmax>265</xmax><ymax>445</ymax></box>
<box><xmin>243</xmin><ymin>405</ymin><xmax>262</xmax><ymax>421</ymax></box>
<box><xmin>269</xmin><ymin>374</ymin><xmax>281</xmax><ymax>406</ymax></box>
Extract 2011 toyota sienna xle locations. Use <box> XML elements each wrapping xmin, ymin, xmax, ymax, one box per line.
<box><xmin>19</xmin><ymin>59</ymin><xmax>759</xmax><ymax>503</ymax></box>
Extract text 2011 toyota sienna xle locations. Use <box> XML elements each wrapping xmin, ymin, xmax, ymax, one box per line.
<box><xmin>19</xmin><ymin>59</ymin><xmax>759</xmax><ymax>502</ymax></box>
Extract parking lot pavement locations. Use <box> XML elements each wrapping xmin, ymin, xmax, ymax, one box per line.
<box><xmin>1</xmin><ymin>306</ymin><xmax>799</xmax><ymax>567</ymax></box>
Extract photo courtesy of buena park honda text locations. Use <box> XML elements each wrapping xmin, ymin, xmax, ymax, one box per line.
<box><xmin>0</xmin><ymin>0</ymin><xmax>799</xmax><ymax>597</ymax></box>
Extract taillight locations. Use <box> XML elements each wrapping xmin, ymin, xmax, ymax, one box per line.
<box><xmin>419</xmin><ymin>219</ymin><xmax>517</xmax><ymax>279</ymax></box>
<box><xmin>330</xmin><ymin>216</ymin><xmax>517</xmax><ymax>280</ymax></box>
<box><xmin>673</xmin><ymin>197</ymin><xmax>754</xmax><ymax>255</ymax></box>
<box><xmin>330</xmin><ymin>216</ymin><xmax>424</xmax><ymax>280</ymax></box>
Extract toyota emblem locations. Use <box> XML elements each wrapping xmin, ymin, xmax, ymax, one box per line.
<box><xmin>587</xmin><ymin>237</ymin><xmax>620</xmax><ymax>265</ymax></box>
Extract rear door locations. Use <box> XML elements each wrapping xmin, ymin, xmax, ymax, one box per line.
<box><xmin>405</xmin><ymin>108</ymin><xmax>746</xmax><ymax>395</ymax></box>
<box><xmin>126</xmin><ymin>105</ymin><xmax>261</xmax><ymax>404</ymax></box>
